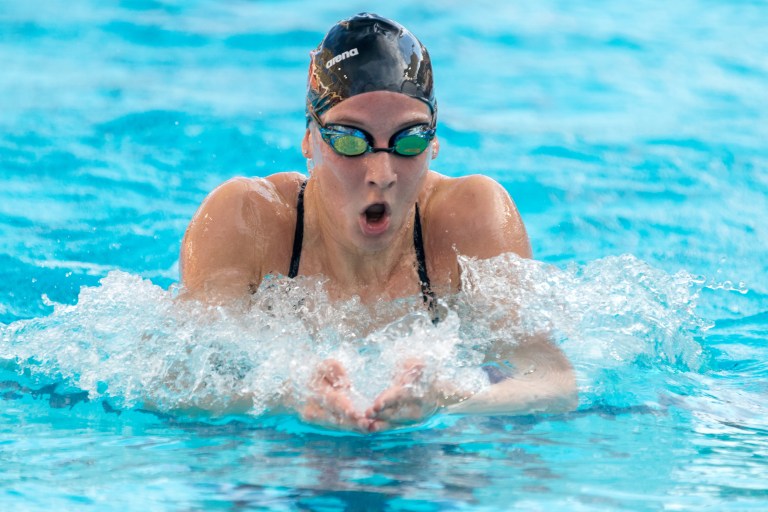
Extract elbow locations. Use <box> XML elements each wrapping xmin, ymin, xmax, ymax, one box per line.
<box><xmin>543</xmin><ymin>367</ymin><xmax>578</xmax><ymax>413</ymax></box>
<box><xmin>543</xmin><ymin>383</ymin><xmax>578</xmax><ymax>414</ymax></box>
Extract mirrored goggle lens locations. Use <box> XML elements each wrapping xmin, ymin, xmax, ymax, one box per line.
<box><xmin>330</xmin><ymin>134</ymin><xmax>369</xmax><ymax>156</ymax></box>
<box><xmin>393</xmin><ymin>134</ymin><xmax>430</xmax><ymax>156</ymax></box>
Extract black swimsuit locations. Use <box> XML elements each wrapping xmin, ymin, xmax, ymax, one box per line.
<box><xmin>288</xmin><ymin>180</ymin><xmax>437</xmax><ymax>314</ymax></box>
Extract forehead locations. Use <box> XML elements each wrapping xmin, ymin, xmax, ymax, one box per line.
<box><xmin>323</xmin><ymin>91</ymin><xmax>432</xmax><ymax>126</ymax></box>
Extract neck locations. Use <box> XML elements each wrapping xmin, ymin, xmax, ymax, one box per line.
<box><xmin>302</xmin><ymin>183</ymin><xmax>416</xmax><ymax>295</ymax></box>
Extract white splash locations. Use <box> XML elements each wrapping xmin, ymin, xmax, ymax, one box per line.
<box><xmin>0</xmin><ymin>253</ymin><xmax>713</xmax><ymax>416</ymax></box>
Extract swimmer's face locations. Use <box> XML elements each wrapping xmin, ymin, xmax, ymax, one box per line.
<box><xmin>303</xmin><ymin>91</ymin><xmax>439</xmax><ymax>250</ymax></box>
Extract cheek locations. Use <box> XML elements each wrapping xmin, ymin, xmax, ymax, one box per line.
<box><xmin>398</xmin><ymin>158</ymin><xmax>429</xmax><ymax>184</ymax></box>
<box><xmin>327</xmin><ymin>169</ymin><xmax>358</xmax><ymax>197</ymax></box>
<box><xmin>316</xmin><ymin>161</ymin><xmax>361</xmax><ymax>208</ymax></box>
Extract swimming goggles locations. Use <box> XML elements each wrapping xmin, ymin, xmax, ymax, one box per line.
<box><xmin>308</xmin><ymin>108</ymin><xmax>436</xmax><ymax>157</ymax></box>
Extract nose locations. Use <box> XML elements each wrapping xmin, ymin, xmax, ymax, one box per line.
<box><xmin>364</xmin><ymin>151</ymin><xmax>397</xmax><ymax>190</ymax></box>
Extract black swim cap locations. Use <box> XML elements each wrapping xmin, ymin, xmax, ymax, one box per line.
<box><xmin>306</xmin><ymin>13</ymin><xmax>436</xmax><ymax>124</ymax></box>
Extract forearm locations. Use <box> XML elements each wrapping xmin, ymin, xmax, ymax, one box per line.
<box><xmin>442</xmin><ymin>335</ymin><xmax>578</xmax><ymax>416</ymax></box>
<box><xmin>444</xmin><ymin>368</ymin><xmax>577</xmax><ymax>415</ymax></box>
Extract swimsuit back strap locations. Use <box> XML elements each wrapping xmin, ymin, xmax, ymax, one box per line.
<box><xmin>288</xmin><ymin>180</ymin><xmax>307</xmax><ymax>278</ymax></box>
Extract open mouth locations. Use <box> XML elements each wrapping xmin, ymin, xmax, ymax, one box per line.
<box><xmin>359</xmin><ymin>202</ymin><xmax>391</xmax><ymax>236</ymax></box>
<box><xmin>364</xmin><ymin>203</ymin><xmax>388</xmax><ymax>224</ymax></box>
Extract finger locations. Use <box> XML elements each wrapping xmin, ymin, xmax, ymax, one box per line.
<box><xmin>320</xmin><ymin>388</ymin><xmax>373</xmax><ymax>431</ymax></box>
<box><xmin>366</xmin><ymin>387</ymin><xmax>402</xmax><ymax>417</ymax></box>
<box><xmin>301</xmin><ymin>397</ymin><xmax>326</xmax><ymax>422</ymax></box>
<box><xmin>368</xmin><ymin>403</ymin><xmax>423</xmax><ymax>426</ymax></box>
<box><xmin>396</xmin><ymin>359</ymin><xmax>425</xmax><ymax>385</ymax></box>
<box><xmin>357</xmin><ymin>417</ymin><xmax>376</xmax><ymax>432</ymax></box>
<box><xmin>304</xmin><ymin>368</ymin><xmax>366</xmax><ymax>429</ymax></box>
<box><xmin>325</xmin><ymin>390</ymin><xmax>359</xmax><ymax>418</ymax></box>
<box><xmin>323</xmin><ymin>360</ymin><xmax>350</xmax><ymax>389</ymax></box>
<box><xmin>367</xmin><ymin>419</ymin><xmax>390</xmax><ymax>433</ymax></box>
<box><xmin>303</xmin><ymin>397</ymin><xmax>365</xmax><ymax>431</ymax></box>
<box><xmin>367</xmin><ymin>391</ymin><xmax>420</xmax><ymax>422</ymax></box>
<box><xmin>312</xmin><ymin>359</ymin><xmax>350</xmax><ymax>391</ymax></box>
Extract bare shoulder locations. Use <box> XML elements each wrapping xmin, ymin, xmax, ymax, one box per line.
<box><xmin>423</xmin><ymin>173</ymin><xmax>532</xmax><ymax>260</ymax></box>
<box><xmin>264</xmin><ymin>171</ymin><xmax>308</xmax><ymax>204</ymax></box>
<box><xmin>180</xmin><ymin>172</ymin><xmax>306</xmax><ymax>298</ymax></box>
<box><xmin>185</xmin><ymin>172</ymin><xmax>303</xmax><ymax>241</ymax></box>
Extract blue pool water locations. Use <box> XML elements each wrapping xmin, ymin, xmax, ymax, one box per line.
<box><xmin>2</xmin><ymin>0</ymin><xmax>767</xmax><ymax>510</ymax></box>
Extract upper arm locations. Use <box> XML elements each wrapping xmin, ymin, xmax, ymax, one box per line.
<box><xmin>434</xmin><ymin>175</ymin><xmax>532</xmax><ymax>261</ymax></box>
<box><xmin>180</xmin><ymin>177</ymin><xmax>287</xmax><ymax>301</ymax></box>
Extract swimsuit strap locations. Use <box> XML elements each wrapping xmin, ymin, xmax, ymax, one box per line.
<box><xmin>413</xmin><ymin>203</ymin><xmax>438</xmax><ymax>321</ymax></box>
<box><xmin>288</xmin><ymin>180</ymin><xmax>307</xmax><ymax>278</ymax></box>
<box><xmin>288</xmin><ymin>183</ymin><xmax>437</xmax><ymax>322</ymax></box>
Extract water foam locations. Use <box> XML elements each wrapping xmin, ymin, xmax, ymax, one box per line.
<box><xmin>0</xmin><ymin>253</ymin><xmax>714</xmax><ymax>417</ymax></box>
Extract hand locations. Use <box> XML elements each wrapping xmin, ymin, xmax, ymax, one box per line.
<box><xmin>301</xmin><ymin>359</ymin><xmax>370</xmax><ymax>431</ymax></box>
<box><xmin>365</xmin><ymin>358</ymin><xmax>439</xmax><ymax>432</ymax></box>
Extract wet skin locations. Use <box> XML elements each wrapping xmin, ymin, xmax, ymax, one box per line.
<box><xmin>180</xmin><ymin>91</ymin><xmax>577</xmax><ymax>431</ymax></box>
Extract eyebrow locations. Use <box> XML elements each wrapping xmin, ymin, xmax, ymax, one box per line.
<box><xmin>325</xmin><ymin>114</ymin><xmax>431</xmax><ymax>131</ymax></box>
